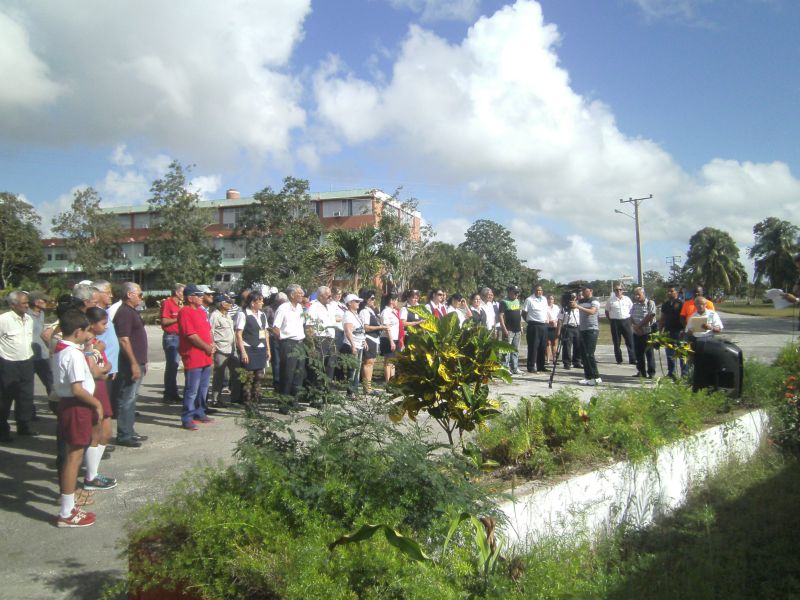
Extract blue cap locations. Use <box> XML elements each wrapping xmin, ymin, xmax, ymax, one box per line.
<box><xmin>184</xmin><ymin>284</ymin><xmax>204</xmax><ymax>297</ymax></box>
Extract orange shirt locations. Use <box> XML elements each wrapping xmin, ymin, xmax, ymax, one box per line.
<box><xmin>679</xmin><ymin>299</ymin><xmax>715</xmax><ymax>321</ymax></box>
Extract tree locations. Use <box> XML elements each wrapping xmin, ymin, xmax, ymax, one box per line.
<box><xmin>51</xmin><ymin>187</ymin><xmax>126</xmax><ymax>279</ymax></box>
<box><xmin>748</xmin><ymin>217</ymin><xmax>799</xmax><ymax>291</ymax></box>
<box><xmin>147</xmin><ymin>161</ymin><xmax>222</xmax><ymax>286</ymax></box>
<box><xmin>412</xmin><ymin>242</ymin><xmax>482</xmax><ymax>295</ymax></box>
<box><xmin>642</xmin><ymin>270</ymin><xmax>666</xmax><ymax>301</ymax></box>
<box><xmin>0</xmin><ymin>192</ymin><xmax>44</xmax><ymax>288</ymax></box>
<box><xmin>459</xmin><ymin>219</ymin><xmax>523</xmax><ymax>292</ymax></box>
<box><xmin>325</xmin><ymin>226</ymin><xmax>396</xmax><ymax>291</ymax></box>
<box><xmin>375</xmin><ymin>192</ymin><xmax>432</xmax><ymax>293</ymax></box>
<box><xmin>239</xmin><ymin>177</ymin><xmax>324</xmax><ymax>289</ymax></box>
<box><xmin>683</xmin><ymin>227</ymin><xmax>747</xmax><ymax>295</ymax></box>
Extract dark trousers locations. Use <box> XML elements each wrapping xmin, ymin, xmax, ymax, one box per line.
<box><xmin>609</xmin><ymin>318</ymin><xmax>635</xmax><ymax>364</ymax></box>
<box><xmin>560</xmin><ymin>326</ymin><xmax>582</xmax><ymax>367</ymax></box>
<box><xmin>270</xmin><ymin>335</ymin><xmax>281</xmax><ymax>391</ymax></box>
<box><xmin>664</xmin><ymin>330</ymin><xmax>686</xmax><ymax>377</ymax></box>
<box><xmin>162</xmin><ymin>333</ymin><xmax>181</xmax><ymax>399</ymax></box>
<box><xmin>0</xmin><ymin>357</ymin><xmax>34</xmax><ymax>433</ymax></box>
<box><xmin>33</xmin><ymin>358</ymin><xmax>53</xmax><ymax>395</ymax></box>
<box><xmin>633</xmin><ymin>333</ymin><xmax>656</xmax><ymax>376</ymax></box>
<box><xmin>279</xmin><ymin>339</ymin><xmax>306</xmax><ymax>397</ymax></box>
<box><xmin>580</xmin><ymin>330</ymin><xmax>600</xmax><ymax>380</ymax></box>
<box><xmin>525</xmin><ymin>321</ymin><xmax>548</xmax><ymax>372</ymax></box>
<box><xmin>315</xmin><ymin>336</ymin><xmax>337</xmax><ymax>381</ymax></box>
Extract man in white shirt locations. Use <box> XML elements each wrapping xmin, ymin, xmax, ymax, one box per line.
<box><xmin>272</xmin><ymin>284</ymin><xmax>307</xmax><ymax>397</ymax></box>
<box><xmin>685</xmin><ymin>296</ymin><xmax>723</xmax><ymax>339</ymax></box>
<box><xmin>522</xmin><ymin>285</ymin><xmax>549</xmax><ymax>373</ymax></box>
<box><xmin>0</xmin><ymin>291</ymin><xmax>36</xmax><ymax>441</ymax></box>
<box><xmin>307</xmin><ymin>286</ymin><xmax>339</xmax><ymax>381</ymax></box>
<box><xmin>479</xmin><ymin>287</ymin><xmax>499</xmax><ymax>333</ymax></box>
<box><xmin>605</xmin><ymin>283</ymin><xmax>636</xmax><ymax>365</ymax></box>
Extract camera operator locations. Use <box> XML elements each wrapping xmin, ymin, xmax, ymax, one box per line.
<box><xmin>575</xmin><ymin>286</ymin><xmax>601</xmax><ymax>386</ymax></box>
<box><xmin>556</xmin><ymin>291</ymin><xmax>582</xmax><ymax>370</ymax></box>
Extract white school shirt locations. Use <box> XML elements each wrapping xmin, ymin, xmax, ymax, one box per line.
<box><xmin>52</xmin><ymin>340</ymin><xmax>95</xmax><ymax>398</ymax></box>
<box><xmin>546</xmin><ymin>303</ymin><xmax>560</xmax><ymax>326</ymax></box>
<box><xmin>605</xmin><ymin>294</ymin><xmax>633</xmax><ymax>320</ymax></box>
<box><xmin>272</xmin><ymin>302</ymin><xmax>306</xmax><ymax>341</ymax></box>
<box><xmin>380</xmin><ymin>307</ymin><xmax>401</xmax><ymax>340</ymax></box>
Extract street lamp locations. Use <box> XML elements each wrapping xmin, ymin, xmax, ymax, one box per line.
<box><xmin>615</xmin><ymin>195</ymin><xmax>651</xmax><ymax>286</ymax></box>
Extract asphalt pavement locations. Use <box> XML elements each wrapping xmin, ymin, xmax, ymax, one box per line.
<box><xmin>0</xmin><ymin>312</ymin><xmax>796</xmax><ymax>600</ymax></box>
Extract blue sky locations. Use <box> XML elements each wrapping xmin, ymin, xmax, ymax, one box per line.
<box><xmin>1</xmin><ymin>0</ymin><xmax>798</xmax><ymax>283</ymax></box>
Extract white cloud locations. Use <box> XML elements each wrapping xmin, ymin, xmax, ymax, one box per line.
<box><xmin>0</xmin><ymin>1</ymin><xmax>311</xmax><ymax>162</ymax></box>
<box><xmin>432</xmin><ymin>217</ymin><xmax>471</xmax><ymax>244</ymax></box>
<box><xmin>313</xmin><ymin>0</ymin><xmax>800</xmax><ymax>281</ymax></box>
<box><xmin>0</xmin><ymin>11</ymin><xmax>62</xmax><ymax>109</ymax></box>
<box><xmin>110</xmin><ymin>144</ymin><xmax>134</xmax><ymax>167</ymax></box>
<box><xmin>189</xmin><ymin>175</ymin><xmax>223</xmax><ymax>199</ymax></box>
<box><xmin>389</xmin><ymin>0</ymin><xmax>481</xmax><ymax>22</ymax></box>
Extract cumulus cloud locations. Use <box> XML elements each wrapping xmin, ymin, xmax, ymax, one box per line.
<box><xmin>38</xmin><ymin>149</ymin><xmax>220</xmax><ymax>234</ymax></box>
<box><xmin>313</xmin><ymin>0</ymin><xmax>800</xmax><ymax>280</ymax></box>
<box><xmin>0</xmin><ymin>11</ymin><xmax>63</xmax><ymax>109</ymax></box>
<box><xmin>388</xmin><ymin>0</ymin><xmax>482</xmax><ymax>22</ymax></box>
<box><xmin>0</xmin><ymin>1</ymin><xmax>311</xmax><ymax>163</ymax></box>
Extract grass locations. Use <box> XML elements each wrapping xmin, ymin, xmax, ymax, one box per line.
<box><xmin>716</xmin><ymin>303</ymin><xmax>797</xmax><ymax>318</ymax></box>
<box><xmin>508</xmin><ymin>448</ymin><xmax>800</xmax><ymax>600</ymax></box>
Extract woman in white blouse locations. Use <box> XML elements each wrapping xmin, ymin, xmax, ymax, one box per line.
<box><xmin>359</xmin><ymin>290</ymin><xmax>389</xmax><ymax>393</ymax></box>
<box><xmin>379</xmin><ymin>292</ymin><xmax>401</xmax><ymax>382</ymax></box>
<box><xmin>340</xmin><ymin>294</ymin><xmax>366</xmax><ymax>394</ymax></box>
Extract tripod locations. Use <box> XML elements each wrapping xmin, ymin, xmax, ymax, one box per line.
<box><xmin>548</xmin><ymin>304</ymin><xmax>581</xmax><ymax>388</ymax></box>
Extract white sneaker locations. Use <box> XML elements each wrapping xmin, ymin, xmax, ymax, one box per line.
<box><xmin>578</xmin><ymin>379</ymin><xmax>593</xmax><ymax>386</ymax></box>
<box><xmin>594</xmin><ymin>378</ymin><xmax>603</xmax><ymax>385</ymax></box>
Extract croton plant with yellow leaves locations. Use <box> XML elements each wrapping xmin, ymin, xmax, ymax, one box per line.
<box><xmin>390</xmin><ymin>308</ymin><xmax>514</xmax><ymax>450</ymax></box>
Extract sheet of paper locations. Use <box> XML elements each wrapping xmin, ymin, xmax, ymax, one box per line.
<box><xmin>688</xmin><ymin>315</ymin><xmax>707</xmax><ymax>333</ymax></box>
<box><xmin>765</xmin><ymin>288</ymin><xmax>793</xmax><ymax>310</ymax></box>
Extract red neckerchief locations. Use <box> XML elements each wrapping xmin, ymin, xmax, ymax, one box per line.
<box><xmin>393</xmin><ymin>307</ymin><xmax>404</xmax><ymax>348</ymax></box>
<box><xmin>54</xmin><ymin>340</ymin><xmax>70</xmax><ymax>354</ymax></box>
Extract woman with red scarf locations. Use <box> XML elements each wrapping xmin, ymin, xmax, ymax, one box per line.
<box><xmin>379</xmin><ymin>292</ymin><xmax>403</xmax><ymax>383</ymax></box>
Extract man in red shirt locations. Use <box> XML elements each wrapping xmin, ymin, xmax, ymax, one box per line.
<box><xmin>178</xmin><ymin>285</ymin><xmax>214</xmax><ymax>431</ymax></box>
<box><xmin>160</xmin><ymin>284</ymin><xmax>184</xmax><ymax>403</ymax></box>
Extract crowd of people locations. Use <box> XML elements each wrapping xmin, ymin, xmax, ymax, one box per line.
<box><xmin>0</xmin><ymin>275</ymin><xmax>734</xmax><ymax>529</ymax></box>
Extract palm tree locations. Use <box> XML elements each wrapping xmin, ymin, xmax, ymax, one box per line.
<box><xmin>325</xmin><ymin>226</ymin><xmax>397</xmax><ymax>291</ymax></box>
<box><xmin>748</xmin><ymin>217</ymin><xmax>799</xmax><ymax>290</ymax></box>
<box><xmin>683</xmin><ymin>227</ymin><xmax>747</xmax><ymax>295</ymax></box>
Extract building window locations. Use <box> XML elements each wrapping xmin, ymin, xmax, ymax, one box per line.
<box><xmin>54</xmin><ymin>252</ymin><xmax>68</xmax><ymax>261</ymax></box>
<box><xmin>116</xmin><ymin>215</ymin><xmax>131</xmax><ymax>229</ymax></box>
<box><xmin>46</xmin><ymin>253</ymin><xmax>52</xmax><ymax>261</ymax></box>
<box><xmin>133</xmin><ymin>213</ymin><xmax>151</xmax><ymax>229</ymax></box>
<box><xmin>308</xmin><ymin>201</ymin><xmax>320</xmax><ymax>216</ymax></box>
<box><xmin>351</xmin><ymin>198</ymin><xmax>372</xmax><ymax>216</ymax></box>
<box><xmin>223</xmin><ymin>207</ymin><xmax>243</xmax><ymax>229</ymax></box>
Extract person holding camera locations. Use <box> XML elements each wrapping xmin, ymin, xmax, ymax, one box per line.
<box><xmin>575</xmin><ymin>286</ymin><xmax>602</xmax><ymax>386</ymax></box>
<box><xmin>557</xmin><ymin>292</ymin><xmax>582</xmax><ymax>370</ymax></box>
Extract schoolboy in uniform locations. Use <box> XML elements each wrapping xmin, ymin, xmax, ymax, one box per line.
<box><xmin>54</xmin><ymin>310</ymin><xmax>102</xmax><ymax>528</ymax></box>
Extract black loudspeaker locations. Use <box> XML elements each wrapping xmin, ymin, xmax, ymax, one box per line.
<box><xmin>692</xmin><ymin>337</ymin><xmax>744</xmax><ymax>398</ymax></box>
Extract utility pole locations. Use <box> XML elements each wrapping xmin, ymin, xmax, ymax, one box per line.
<box><xmin>617</xmin><ymin>194</ymin><xmax>651</xmax><ymax>286</ymax></box>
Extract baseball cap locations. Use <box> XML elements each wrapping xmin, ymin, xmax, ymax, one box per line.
<box><xmin>184</xmin><ymin>284</ymin><xmax>204</xmax><ymax>297</ymax></box>
<box><xmin>343</xmin><ymin>293</ymin><xmax>360</xmax><ymax>304</ymax></box>
<box><xmin>196</xmin><ymin>284</ymin><xmax>214</xmax><ymax>294</ymax></box>
<box><xmin>214</xmin><ymin>293</ymin><xmax>232</xmax><ymax>304</ymax></box>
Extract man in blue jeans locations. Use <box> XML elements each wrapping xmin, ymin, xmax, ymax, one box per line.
<box><xmin>114</xmin><ymin>282</ymin><xmax>149</xmax><ymax>448</ymax></box>
<box><xmin>160</xmin><ymin>284</ymin><xmax>184</xmax><ymax>403</ymax></box>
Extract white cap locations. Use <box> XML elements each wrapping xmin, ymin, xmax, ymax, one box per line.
<box><xmin>343</xmin><ymin>294</ymin><xmax>360</xmax><ymax>304</ymax></box>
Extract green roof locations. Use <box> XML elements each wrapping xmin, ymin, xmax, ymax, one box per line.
<box><xmin>103</xmin><ymin>188</ymin><xmax>383</xmax><ymax>215</ymax></box>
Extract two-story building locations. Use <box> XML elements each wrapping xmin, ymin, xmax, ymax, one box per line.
<box><xmin>40</xmin><ymin>187</ymin><xmax>421</xmax><ymax>290</ymax></box>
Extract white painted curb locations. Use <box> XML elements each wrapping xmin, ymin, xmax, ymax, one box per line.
<box><xmin>498</xmin><ymin>409</ymin><xmax>770</xmax><ymax>546</ymax></box>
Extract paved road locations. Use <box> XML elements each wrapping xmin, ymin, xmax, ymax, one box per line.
<box><xmin>0</xmin><ymin>313</ymin><xmax>796</xmax><ymax>600</ymax></box>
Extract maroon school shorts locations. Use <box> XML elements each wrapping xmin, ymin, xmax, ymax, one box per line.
<box><xmin>57</xmin><ymin>397</ymin><xmax>98</xmax><ymax>446</ymax></box>
<box><xmin>94</xmin><ymin>379</ymin><xmax>112</xmax><ymax>418</ymax></box>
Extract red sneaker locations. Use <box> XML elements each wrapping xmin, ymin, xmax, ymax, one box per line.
<box><xmin>56</xmin><ymin>507</ymin><xmax>96</xmax><ymax>528</ymax></box>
